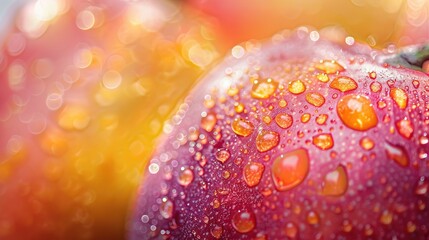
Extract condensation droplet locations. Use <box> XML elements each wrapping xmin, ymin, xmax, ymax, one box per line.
<box><xmin>369</xmin><ymin>71</ymin><xmax>377</xmax><ymax>79</ymax></box>
<box><xmin>201</xmin><ymin>112</ymin><xmax>217</xmax><ymax>132</ymax></box>
<box><xmin>321</xmin><ymin>165</ymin><xmax>348</xmax><ymax>196</ymax></box>
<box><xmin>288</xmin><ymin>80</ymin><xmax>306</xmax><ymax>95</ymax></box>
<box><xmin>243</xmin><ymin>162</ymin><xmax>265</xmax><ymax>187</ymax></box>
<box><xmin>305</xmin><ymin>92</ymin><xmax>325</xmax><ymax>107</ymax></box>
<box><xmin>312</xmin><ymin>133</ymin><xmax>334</xmax><ymax>150</ymax></box>
<box><xmin>232</xmin><ymin>118</ymin><xmax>254</xmax><ymax>137</ymax></box>
<box><xmin>360</xmin><ymin>137</ymin><xmax>375</xmax><ymax>150</ymax></box>
<box><xmin>337</xmin><ymin>94</ymin><xmax>378</xmax><ymax>131</ymax></box>
<box><xmin>316</xmin><ymin>73</ymin><xmax>329</xmax><ymax>83</ymax></box>
<box><xmin>390</xmin><ymin>87</ymin><xmax>408</xmax><ymax>109</ymax></box>
<box><xmin>395</xmin><ymin>119</ymin><xmax>414</xmax><ymax>139</ymax></box>
<box><xmin>315</xmin><ymin>60</ymin><xmax>344</xmax><ymax>74</ymax></box>
<box><xmin>251</xmin><ymin>78</ymin><xmax>278</xmax><ymax>99</ymax></box>
<box><xmin>210</xmin><ymin>224</ymin><xmax>223</xmax><ymax>239</ymax></box>
<box><xmin>316</xmin><ymin>114</ymin><xmax>328</xmax><ymax>125</ymax></box>
<box><xmin>256</xmin><ymin>130</ymin><xmax>280</xmax><ymax>152</ymax></box>
<box><xmin>370</xmin><ymin>82</ymin><xmax>382</xmax><ymax>93</ymax></box>
<box><xmin>330</xmin><ymin>76</ymin><xmax>358</xmax><ymax>92</ymax></box>
<box><xmin>301</xmin><ymin>113</ymin><xmax>311</xmax><ymax>123</ymax></box>
<box><xmin>232</xmin><ymin>209</ymin><xmax>256</xmax><ymax>233</ymax></box>
<box><xmin>178</xmin><ymin>168</ymin><xmax>194</xmax><ymax>187</ymax></box>
<box><xmin>272</xmin><ymin>148</ymin><xmax>309</xmax><ymax>191</ymax></box>
<box><xmin>274</xmin><ymin>113</ymin><xmax>293</xmax><ymax>129</ymax></box>
<box><xmin>160</xmin><ymin>199</ymin><xmax>174</xmax><ymax>219</ymax></box>
<box><xmin>385</xmin><ymin>142</ymin><xmax>409</xmax><ymax>167</ymax></box>
<box><xmin>307</xmin><ymin>211</ymin><xmax>319</xmax><ymax>225</ymax></box>
<box><xmin>215</xmin><ymin>149</ymin><xmax>230</xmax><ymax>164</ymax></box>
<box><xmin>380</xmin><ymin>210</ymin><xmax>393</xmax><ymax>225</ymax></box>
<box><xmin>285</xmin><ymin>222</ymin><xmax>298</xmax><ymax>238</ymax></box>
<box><xmin>415</xmin><ymin>176</ymin><xmax>428</xmax><ymax>195</ymax></box>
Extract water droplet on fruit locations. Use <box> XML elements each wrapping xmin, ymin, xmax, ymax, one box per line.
<box><xmin>234</xmin><ymin>102</ymin><xmax>245</xmax><ymax>113</ymax></box>
<box><xmin>321</xmin><ymin>165</ymin><xmax>348</xmax><ymax>196</ymax></box>
<box><xmin>415</xmin><ymin>177</ymin><xmax>428</xmax><ymax>195</ymax></box>
<box><xmin>288</xmin><ymin>80</ymin><xmax>306</xmax><ymax>95</ymax></box>
<box><xmin>210</xmin><ymin>224</ymin><xmax>223</xmax><ymax>239</ymax></box>
<box><xmin>337</xmin><ymin>94</ymin><xmax>378</xmax><ymax>131</ymax></box>
<box><xmin>370</xmin><ymin>82</ymin><xmax>382</xmax><ymax>93</ymax></box>
<box><xmin>312</xmin><ymin>133</ymin><xmax>334</xmax><ymax>150</ymax></box>
<box><xmin>243</xmin><ymin>162</ymin><xmax>265</xmax><ymax>187</ymax></box>
<box><xmin>316</xmin><ymin>73</ymin><xmax>329</xmax><ymax>83</ymax></box>
<box><xmin>390</xmin><ymin>87</ymin><xmax>408</xmax><ymax>109</ymax></box>
<box><xmin>272</xmin><ymin>148</ymin><xmax>309</xmax><ymax>191</ymax></box>
<box><xmin>330</xmin><ymin>76</ymin><xmax>358</xmax><ymax>92</ymax></box>
<box><xmin>275</xmin><ymin>113</ymin><xmax>293</xmax><ymax>129</ymax></box>
<box><xmin>342</xmin><ymin>220</ymin><xmax>353</xmax><ymax>232</ymax></box>
<box><xmin>215</xmin><ymin>149</ymin><xmax>230</xmax><ymax>163</ymax></box>
<box><xmin>316</xmin><ymin>114</ymin><xmax>328</xmax><ymax>125</ymax></box>
<box><xmin>419</xmin><ymin>135</ymin><xmax>429</xmax><ymax>145</ymax></box>
<box><xmin>307</xmin><ymin>211</ymin><xmax>319</xmax><ymax>225</ymax></box>
<box><xmin>305</xmin><ymin>92</ymin><xmax>325</xmax><ymax>107</ymax></box>
<box><xmin>369</xmin><ymin>71</ymin><xmax>377</xmax><ymax>79</ymax></box>
<box><xmin>407</xmin><ymin>221</ymin><xmax>417</xmax><ymax>233</ymax></box>
<box><xmin>315</xmin><ymin>60</ymin><xmax>344</xmax><ymax>74</ymax></box>
<box><xmin>385</xmin><ymin>142</ymin><xmax>409</xmax><ymax>167</ymax></box>
<box><xmin>395</xmin><ymin>119</ymin><xmax>413</xmax><ymax>139</ymax></box>
<box><xmin>160</xmin><ymin>199</ymin><xmax>174</xmax><ymax>219</ymax></box>
<box><xmin>278</xmin><ymin>99</ymin><xmax>287</xmax><ymax>108</ymax></box>
<box><xmin>412</xmin><ymin>80</ymin><xmax>420</xmax><ymax>88</ymax></box>
<box><xmin>231</xmin><ymin>209</ymin><xmax>256</xmax><ymax>233</ymax></box>
<box><xmin>301</xmin><ymin>113</ymin><xmax>311</xmax><ymax>123</ymax></box>
<box><xmin>285</xmin><ymin>222</ymin><xmax>298</xmax><ymax>238</ymax></box>
<box><xmin>201</xmin><ymin>112</ymin><xmax>217</xmax><ymax>132</ymax></box>
<box><xmin>251</xmin><ymin>78</ymin><xmax>278</xmax><ymax>99</ymax></box>
<box><xmin>359</xmin><ymin>137</ymin><xmax>375</xmax><ymax>150</ymax></box>
<box><xmin>177</xmin><ymin>168</ymin><xmax>194</xmax><ymax>187</ymax></box>
<box><xmin>379</xmin><ymin>210</ymin><xmax>393</xmax><ymax>225</ymax></box>
<box><xmin>256</xmin><ymin>130</ymin><xmax>280</xmax><ymax>152</ymax></box>
<box><xmin>232</xmin><ymin>118</ymin><xmax>254</xmax><ymax>137</ymax></box>
<box><xmin>262</xmin><ymin>116</ymin><xmax>271</xmax><ymax>124</ymax></box>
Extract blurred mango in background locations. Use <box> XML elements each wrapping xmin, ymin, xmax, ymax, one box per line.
<box><xmin>0</xmin><ymin>0</ymin><xmax>427</xmax><ymax>240</ymax></box>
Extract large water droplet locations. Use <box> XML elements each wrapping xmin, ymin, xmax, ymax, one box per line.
<box><xmin>390</xmin><ymin>87</ymin><xmax>408</xmax><ymax>109</ymax></box>
<box><xmin>256</xmin><ymin>130</ymin><xmax>280</xmax><ymax>152</ymax></box>
<box><xmin>243</xmin><ymin>162</ymin><xmax>265</xmax><ymax>187</ymax></box>
<box><xmin>231</xmin><ymin>118</ymin><xmax>254</xmax><ymax>137</ymax></box>
<box><xmin>232</xmin><ymin>209</ymin><xmax>256</xmax><ymax>233</ymax></box>
<box><xmin>321</xmin><ymin>165</ymin><xmax>348</xmax><ymax>196</ymax></box>
<box><xmin>385</xmin><ymin>142</ymin><xmax>409</xmax><ymax>167</ymax></box>
<box><xmin>337</xmin><ymin>94</ymin><xmax>378</xmax><ymax>131</ymax></box>
<box><xmin>272</xmin><ymin>148</ymin><xmax>309</xmax><ymax>191</ymax></box>
<box><xmin>288</xmin><ymin>80</ymin><xmax>306</xmax><ymax>95</ymax></box>
<box><xmin>274</xmin><ymin>113</ymin><xmax>293</xmax><ymax>129</ymax></box>
<box><xmin>251</xmin><ymin>78</ymin><xmax>278</xmax><ymax>99</ymax></box>
<box><xmin>305</xmin><ymin>92</ymin><xmax>325</xmax><ymax>107</ymax></box>
<box><xmin>330</xmin><ymin>76</ymin><xmax>358</xmax><ymax>92</ymax></box>
<box><xmin>312</xmin><ymin>133</ymin><xmax>334</xmax><ymax>150</ymax></box>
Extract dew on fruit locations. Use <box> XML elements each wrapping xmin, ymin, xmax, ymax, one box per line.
<box><xmin>251</xmin><ymin>78</ymin><xmax>278</xmax><ymax>99</ymax></box>
<box><xmin>330</xmin><ymin>76</ymin><xmax>358</xmax><ymax>92</ymax></box>
<box><xmin>342</xmin><ymin>220</ymin><xmax>353</xmax><ymax>232</ymax></box>
<box><xmin>305</xmin><ymin>92</ymin><xmax>325</xmax><ymax>107</ymax></box>
<box><xmin>177</xmin><ymin>168</ymin><xmax>194</xmax><ymax>187</ymax></box>
<box><xmin>234</xmin><ymin>102</ymin><xmax>245</xmax><ymax>113</ymax></box>
<box><xmin>285</xmin><ymin>222</ymin><xmax>298</xmax><ymax>238</ymax></box>
<box><xmin>231</xmin><ymin>209</ymin><xmax>256</xmax><ymax>233</ymax></box>
<box><xmin>395</xmin><ymin>119</ymin><xmax>413</xmax><ymax>139</ymax></box>
<box><xmin>210</xmin><ymin>224</ymin><xmax>223</xmax><ymax>239</ymax></box>
<box><xmin>369</xmin><ymin>71</ymin><xmax>377</xmax><ymax>79</ymax></box>
<box><xmin>262</xmin><ymin>116</ymin><xmax>272</xmax><ymax>124</ymax></box>
<box><xmin>278</xmin><ymin>99</ymin><xmax>288</xmax><ymax>108</ymax></box>
<box><xmin>232</xmin><ymin>118</ymin><xmax>254</xmax><ymax>137</ymax></box>
<box><xmin>390</xmin><ymin>87</ymin><xmax>408</xmax><ymax>109</ymax></box>
<box><xmin>315</xmin><ymin>60</ymin><xmax>344</xmax><ymax>74</ymax></box>
<box><xmin>288</xmin><ymin>80</ymin><xmax>306</xmax><ymax>94</ymax></box>
<box><xmin>315</xmin><ymin>114</ymin><xmax>328</xmax><ymax>125</ymax></box>
<box><xmin>215</xmin><ymin>149</ymin><xmax>231</xmax><ymax>163</ymax></box>
<box><xmin>415</xmin><ymin>176</ymin><xmax>428</xmax><ymax>195</ymax></box>
<box><xmin>312</xmin><ymin>133</ymin><xmax>334</xmax><ymax>150</ymax></box>
<box><xmin>377</xmin><ymin>99</ymin><xmax>387</xmax><ymax>109</ymax></box>
<box><xmin>321</xmin><ymin>165</ymin><xmax>348</xmax><ymax>196</ymax></box>
<box><xmin>370</xmin><ymin>82</ymin><xmax>382</xmax><ymax>93</ymax></box>
<box><xmin>359</xmin><ymin>137</ymin><xmax>375</xmax><ymax>150</ymax></box>
<box><xmin>336</xmin><ymin>94</ymin><xmax>378</xmax><ymax>131</ymax></box>
<box><xmin>201</xmin><ymin>112</ymin><xmax>217</xmax><ymax>132</ymax></box>
<box><xmin>275</xmin><ymin>113</ymin><xmax>293</xmax><ymax>129</ymax></box>
<box><xmin>307</xmin><ymin>211</ymin><xmax>319</xmax><ymax>225</ymax></box>
<box><xmin>419</xmin><ymin>135</ymin><xmax>429</xmax><ymax>145</ymax></box>
<box><xmin>412</xmin><ymin>80</ymin><xmax>420</xmax><ymax>88</ymax></box>
<box><xmin>385</xmin><ymin>142</ymin><xmax>409</xmax><ymax>167</ymax></box>
<box><xmin>160</xmin><ymin>198</ymin><xmax>174</xmax><ymax>219</ymax></box>
<box><xmin>272</xmin><ymin>148</ymin><xmax>309</xmax><ymax>191</ymax></box>
<box><xmin>243</xmin><ymin>162</ymin><xmax>265</xmax><ymax>187</ymax></box>
<box><xmin>256</xmin><ymin>130</ymin><xmax>280</xmax><ymax>152</ymax></box>
<box><xmin>204</xmin><ymin>95</ymin><xmax>216</xmax><ymax>109</ymax></box>
<box><xmin>407</xmin><ymin>221</ymin><xmax>417</xmax><ymax>233</ymax></box>
<box><xmin>301</xmin><ymin>113</ymin><xmax>311</xmax><ymax>123</ymax></box>
<box><xmin>316</xmin><ymin>73</ymin><xmax>329</xmax><ymax>83</ymax></box>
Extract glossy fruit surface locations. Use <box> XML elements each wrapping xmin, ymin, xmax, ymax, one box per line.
<box><xmin>0</xmin><ymin>0</ymin><xmax>220</xmax><ymax>239</ymax></box>
<box><xmin>130</xmin><ymin>30</ymin><xmax>429</xmax><ymax>239</ymax></box>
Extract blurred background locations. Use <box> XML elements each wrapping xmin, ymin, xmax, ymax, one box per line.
<box><xmin>0</xmin><ymin>0</ymin><xmax>427</xmax><ymax>240</ymax></box>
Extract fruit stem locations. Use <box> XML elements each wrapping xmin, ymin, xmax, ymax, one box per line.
<box><xmin>379</xmin><ymin>44</ymin><xmax>429</xmax><ymax>73</ymax></box>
